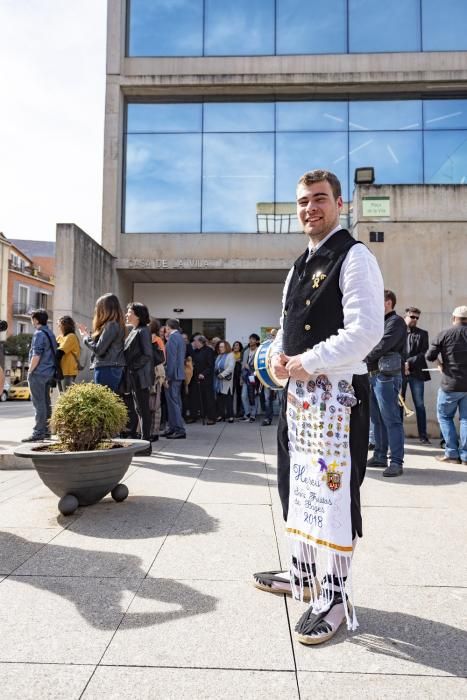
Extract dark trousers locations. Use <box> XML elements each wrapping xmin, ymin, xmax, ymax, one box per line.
<box><xmin>189</xmin><ymin>379</ymin><xmax>216</xmax><ymax>422</ymax></box>
<box><xmin>166</xmin><ymin>379</ymin><xmax>185</xmax><ymax>433</ymax></box>
<box><xmin>401</xmin><ymin>376</ymin><xmax>428</xmax><ymax>438</ymax></box>
<box><xmin>127</xmin><ymin>387</ymin><xmax>152</xmax><ymax>441</ymax></box>
<box><xmin>277</xmin><ymin>374</ymin><xmax>370</xmax><ymax>539</ymax></box>
<box><xmin>216</xmin><ymin>390</ymin><xmax>233</xmax><ymax>419</ymax></box>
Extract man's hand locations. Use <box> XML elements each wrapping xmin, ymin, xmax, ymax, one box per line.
<box><xmin>198</xmin><ymin>373</ymin><xmax>205</xmax><ymax>380</ymax></box>
<box><xmin>271</xmin><ymin>353</ymin><xmax>289</xmax><ymax>379</ymax></box>
<box><xmin>283</xmin><ymin>353</ymin><xmax>311</xmax><ymax>380</ymax></box>
<box><xmin>404</xmin><ymin>361</ymin><xmax>410</xmax><ymax>376</ymax></box>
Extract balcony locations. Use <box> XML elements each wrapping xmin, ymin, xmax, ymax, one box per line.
<box><xmin>12</xmin><ymin>303</ymin><xmax>30</xmax><ymax>316</ymax></box>
<box><xmin>8</xmin><ymin>259</ymin><xmax>52</xmax><ymax>282</ymax></box>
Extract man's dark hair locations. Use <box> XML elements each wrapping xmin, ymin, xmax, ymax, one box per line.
<box><xmin>31</xmin><ymin>309</ymin><xmax>48</xmax><ymax>326</ymax></box>
<box><xmin>166</xmin><ymin>318</ymin><xmax>180</xmax><ymax>330</ymax></box>
<box><xmin>249</xmin><ymin>333</ymin><xmax>260</xmax><ymax>343</ymax></box>
<box><xmin>297</xmin><ymin>169</ymin><xmax>342</xmax><ymax>200</ymax></box>
<box><xmin>405</xmin><ymin>307</ymin><xmax>421</xmax><ymax>315</ymax></box>
<box><xmin>384</xmin><ymin>289</ymin><xmax>397</xmax><ymax>308</ymax></box>
<box><xmin>127</xmin><ymin>302</ymin><xmax>150</xmax><ymax>326</ymax></box>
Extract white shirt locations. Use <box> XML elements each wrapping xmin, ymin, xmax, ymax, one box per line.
<box><xmin>272</xmin><ymin>226</ymin><xmax>384</xmax><ymax>375</ymax></box>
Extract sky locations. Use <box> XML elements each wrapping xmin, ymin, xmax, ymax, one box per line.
<box><xmin>0</xmin><ymin>1</ymin><xmax>107</xmax><ymax>243</ymax></box>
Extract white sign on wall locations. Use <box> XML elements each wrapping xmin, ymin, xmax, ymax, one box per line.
<box><xmin>362</xmin><ymin>196</ymin><xmax>391</xmax><ymax>217</ymax></box>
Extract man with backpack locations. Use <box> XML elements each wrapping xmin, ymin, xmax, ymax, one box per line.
<box><xmin>22</xmin><ymin>309</ymin><xmax>58</xmax><ymax>442</ymax></box>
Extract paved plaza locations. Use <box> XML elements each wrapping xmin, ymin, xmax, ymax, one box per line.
<box><xmin>0</xmin><ymin>404</ymin><xmax>466</xmax><ymax>699</ymax></box>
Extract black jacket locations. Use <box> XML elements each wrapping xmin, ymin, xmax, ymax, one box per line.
<box><xmin>123</xmin><ymin>325</ymin><xmax>153</xmax><ymax>391</ymax></box>
<box><xmin>426</xmin><ymin>324</ymin><xmax>467</xmax><ymax>392</ymax></box>
<box><xmin>404</xmin><ymin>327</ymin><xmax>430</xmax><ymax>382</ymax></box>
<box><xmin>193</xmin><ymin>345</ymin><xmax>215</xmax><ymax>381</ymax></box>
<box><xmin>365</xmin><ymin>310</ymin><xmax>406</xmax><ymax>372</ymax></box>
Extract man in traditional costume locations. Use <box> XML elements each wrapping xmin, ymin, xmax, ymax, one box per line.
<box><xmin>253</xmin><ymin>170</ymin><xmax>384</xmax><ymax>644</ymax></box>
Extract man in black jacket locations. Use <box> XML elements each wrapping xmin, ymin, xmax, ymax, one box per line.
<box><xmin>188</xmin><ymin>335</ymin><xmax>216</xmax><ymax>425</ymax></box>
<box><xmin>401</xmin><ymin>307</ymin><xmax>431</xmax><ymax>444</ymax></box>
<box><xmin>365</xmin><ymin>290</ymin><xmax>406</xmax><ymax>477</ymax></box>
<box><xmin>426</xmin><ymin>305</ymin><xmax>467</xmax><ymax>465</ymax></box>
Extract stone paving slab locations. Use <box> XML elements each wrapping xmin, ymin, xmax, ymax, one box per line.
<box><xmin>298</xmin><ymin>672</ymin><xmax>467</xmax><ymax>699</ymax></box>
<box><xmin>0</xmin><ymin>663</ymin><xmax>94</xmax><ymax>700</ymax></box>
<box><xmin>102</xmin><ymin>579</ymin><xmax>295</xmax><ymax>671</ymax></box>
<box><xmin>188</xmin><ymin>469</ymin><xmax>272</xmax><ymax>504</ymax></box>
<box><xmin>83</xmin><ymin>667</ymin><xmax>299</xmax><ymax>699</ymax></box>
<box><xmin>170</xmin><ymin>503</ymin><xmax>274</xmax><ymax>537</ymax></box>
<box><xmin>0</xmin><ymin>527</ymin><xmax>60</xmax><ymax>574</ymax></box>
<box><xmin>0</xmin><ymin>576</ymin><xmax>140</xmax><ymax>664</ymax></box>
<box><xmin>147</xmin><ymin>531</ymin><xmax>280</xmax><ymax>580</ymax></box>
<box><xmin>289</xmin><ymin>585</ymin><xmax>467</xmax><ymax>677</ymax></box>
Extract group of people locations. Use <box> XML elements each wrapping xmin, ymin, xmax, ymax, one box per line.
<box><xmin>366</xmin><ymin>293</ymin><xmax>467</xmax><ymax>477</ymax></box>
<box><xmin>20</xmin><ymin>294</ymin><xmax>282</xmax><ymax>454</ymax></box>
<box><xmin>15</xmin><ymin>166</ymin><xmax>466</xmax><ymax>652</ymax></box>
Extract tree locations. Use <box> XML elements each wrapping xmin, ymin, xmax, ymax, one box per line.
<box><xmin>4</xmin><ymin>334</ymin><xmax>33</xmax><ymax>379</ymax></box>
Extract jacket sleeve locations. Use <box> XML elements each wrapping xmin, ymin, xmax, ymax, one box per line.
<box><xmin>407</xmin><ymin>329</ymin><xmax>429</xmax><ymax>370</ymax></box>
<box><xmin>365</xmin><ymin>315</ymin><xmax>406</xmax><ymax>365</ymax></box>
<box><xmin>129</xmin><ymin>329</ymin><xmax>152</xmax><ymax>371</ymax></box>
<box><xmin>85</xmin><ymin>322</ymin><xmax>118</xmax><ymax>357</ymax></box>
<box><xmin>219</xmin><ymin>352</ymin><xmax>235</xmax><ymax>378</ymax></box>
<box><xmin>426</xmin><ymin>332</ymin><xmax>442</xmax><ymax>363</ymax></box>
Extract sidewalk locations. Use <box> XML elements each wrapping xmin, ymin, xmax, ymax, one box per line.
<box><xmin>0</xmin><ymin>413</ymin><xmax>465</xmax><ymax>699</ymax></box>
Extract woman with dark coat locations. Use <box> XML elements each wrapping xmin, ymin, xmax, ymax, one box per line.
<box><xmin>123</xmin><ymin>302</ymin><xmax>153</xmax><ymax>456</ymax></box>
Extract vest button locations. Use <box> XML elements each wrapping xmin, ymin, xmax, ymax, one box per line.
<box><xmin>304</xmin><ymin>324</ymin><xmax>311</xmax><ymax>331</ymax></box>
<box><xmin>305</xmin><ymin>299</ymin><xmax>311</xmax><ymax>306</ymax></box>
<box><xmin>284</xmin><ymin>310</ymin><xmax>287</xmax><ymax>316</ymax></box>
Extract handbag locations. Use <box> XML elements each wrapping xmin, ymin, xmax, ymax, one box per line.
<box><xmin>378</xmin><ymin>352</ymin><xmax>402</xmax><ymax>376</ymax></box>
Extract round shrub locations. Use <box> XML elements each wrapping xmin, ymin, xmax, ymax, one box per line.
<box><xmin>51</xmin><ymin>382</ymin><xmax>127</xmax><ymax>451</ymax></box>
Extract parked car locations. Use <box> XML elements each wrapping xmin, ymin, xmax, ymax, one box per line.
<box><xmin>8</xmin><ymin>380</ymin><xmax>31</xmax><ymax>401</ymax></box>
<box><xmin>1</xmin><ymin>381</ymin><xmax>10</xmax><ymax>402</ymax></box>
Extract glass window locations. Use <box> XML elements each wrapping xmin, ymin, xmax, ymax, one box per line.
<box><xmin>422</xmin><ymin>0</ymin><xmax>467</xmax><ymax>51</ymax></box>
<box><xmin>124</xmin><ymin>134</ymin><xmax>202</xmax><ymax>232</ymax></box>
<box><xmin>202</xmin><ymin>133</ymin><xmax>274</xmax><ymax>232</ymax></box>
<box><xmin>424</xmin><ymin>131</ymin><xmax>467</xmax><ymax>184</ymax></box>
<box><xmin>276</xmin><ymin>132</ymin><xmax>349</xmax><ymax>203</ymax></box>
<box><xmin>128</xmin><ymin>0</ymin><xmax>203</xmax><ymax>57</ymax></box>
<box><xmin>204</xmin><ymin>103</ymin><xmax>274</xmax><ymax>132</ymax></box>
<box><xmin>349</xmin><ymin>0</ymin><xmax>420</xmax><ymax>53</ymax></box>
<box><xmin>276</xmin><ymin>102</ymin><xmax>348</xmax><ymax>131</ymax></box>
<box><xmin>424</xmin><ymin>100</ymin><xmax>467</xmax><ymax>130</ymax></box>
<box><xmin>349</xmin><ymin>131</ymin><xmax>423</xmax><ymax>184</ymax></box>
<box><xmin>276</xmin><ymin>0</ymin><xmax>346</xmax><ymax>54</ymax></box>
<box><xmin>204</xmin><ymin>0</ymin><xmax>274</xmax><ymax>56</ymax></box>
<box><xmin>349</xmin><ymin>101</ymin><xmax>422</xmax><ymax>131</ymax></box>
<box><xmin>127</xmin><ymin>104</ymin><xmax>202</xmax><ymax>133</ymax></box>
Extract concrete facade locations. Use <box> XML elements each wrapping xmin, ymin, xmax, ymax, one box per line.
<box><xmin>0</xmin><ymin>233</ymin><xmax>9</xmax><ymax>346</ymax></box>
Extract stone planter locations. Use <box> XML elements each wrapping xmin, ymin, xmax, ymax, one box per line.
<box><xmin>14</xmin><ymin>439</ymin><xmax>150</xmax><ymax>515</ymax></box>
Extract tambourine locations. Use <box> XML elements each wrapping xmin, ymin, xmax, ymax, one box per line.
<box><xmin>254</xmin><ymin>339</ymin><xmax>288</xmax><ymax>390</ymax></box>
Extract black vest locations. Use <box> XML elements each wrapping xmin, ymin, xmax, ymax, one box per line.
<box><xmin>283</xmin><ymin>229</ymin><xmax>361</xmax><ymax>356</ymax></box>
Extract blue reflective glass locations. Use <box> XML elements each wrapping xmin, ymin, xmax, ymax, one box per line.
<box><xmin>124</xmin><ymin>134</ymin><xmax>201</xmax><ymax>232</ymax></box>
<box><xmin>424</xmin><ymin>100</ymin><xmax>467</xmax><ymax>130</ymax></box>
<box><xmin>202</xmin><ymin>133</ymin><xmax>274</xmax><ymax>232</ymax></box>
<box><xmin>349</xmin><ymin>0</ymin><xmax>420</xmax><ymax>52</ymax></box>
<box><xmin>127</xmin><ymin>104</ymin><xmax>202</xmax><ymax>133</ymax></box>
<box><xmin>204</xmin><ymin>103</ymin><xmax>274</xmax><ymax>132</ymax></box>
<box><xmin>276</xmin><ymin>102</ymin><xmax>348</xmax><ymax>131</ymax></box>
<box><xmin>349</xmin><ymin>131</ymin><xmax>423</xmax><ymax>184</ymax></box>
<box><xmin>422</xmin><ymin>0</ymin><xmax>467</xmax><ymax>51</ymax></box>
<box><xmin>204</xmin><ymin>0</ymin><xmax>274</xmax><ymax>56</ymax></box>
<box><xmin>424</xmin><ymin>131</ymin><xmax>467</xmax><ymax>184</ymax></box>
<box><xmin>349</xmin><ymin>101</ymin><xmax>422</xmax><ymax>131</ymax></box>
<box><xmin>276</xmin><ymin>132</ymin><xmax>349</xmax><ymax>202</ymax></box>
<box><xmin>128</xmin><ymin>0</ymin><xmax>203</xmax><ymax>57</ymax></box>
<box><xmin>276</xmin><ymin>0</ymin><xmax>346</xmax><ymax>54</ymax></box>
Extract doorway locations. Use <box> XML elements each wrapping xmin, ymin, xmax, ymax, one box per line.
<box><xmin>162</xmin><ymin>319</ymin><xmax>225</xmax><ymax>341</ymax></box>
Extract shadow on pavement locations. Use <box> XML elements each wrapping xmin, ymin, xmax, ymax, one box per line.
<box><xmin>62</xmin><ymin>496</ymin><xmax>220</xmax><ymax>539</ymax></box>
<box><xmin>347</xmin><ymin>606</ymin><xmax>467</xmax><ymax>677</ymax></box>
<box><xmin>139</xmin><ymin>453</ymin><xmax>276</xmax><ymax>488</ymax></box>
<box><xmin>0</xmin><ymin>528</ymin><xmax>218</xmax><ymax>630</ymax></box>
<box><xmin>365</xmin><ymin>466</ymin><xmax>467</xmax><ymax>486</ymax></box>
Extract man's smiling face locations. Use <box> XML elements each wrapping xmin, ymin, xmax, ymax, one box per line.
<box><xmin>296</xmin><ymin>179</ymin><xmax>343</xmax><ymax>244</ymax></box>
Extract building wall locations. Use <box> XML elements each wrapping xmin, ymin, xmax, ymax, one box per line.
<box><xmin>0</xmin><ymin>235</ymin><xmax>9</xmax><ymax>343</ymax></box>
<box><xmin>133</xmin><ymin>282</ymin><xmax>283</xmax><ymax>346</ymax></box>
<box><xmin>7</xmin><ymin>272</ymin><xmax>54</xmax><ymax>334</ymax></box>
<box><xmin>353</xmin><ymin>183</ymin><xmax>467</xmax><ymax>435</ymax></box>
